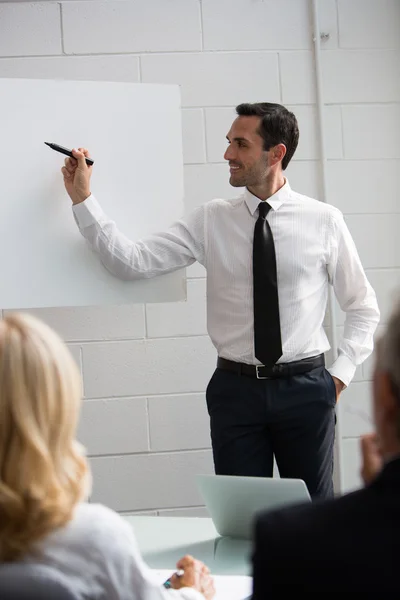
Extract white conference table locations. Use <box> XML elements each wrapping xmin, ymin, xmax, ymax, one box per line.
<box><xmin>123</xmin><ymin>516</ymin><xmax>252</xmax><ymax>576</ymax></box>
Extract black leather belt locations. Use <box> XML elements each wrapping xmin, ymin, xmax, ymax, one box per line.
<box><xmin>217</xmin><ymin>354</ymin><xmax>325</xmax><ymax>380</ymax></box>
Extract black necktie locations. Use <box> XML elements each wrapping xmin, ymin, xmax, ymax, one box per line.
<box><xmin>253</xmin><ymin>201</ymin><xmax>282</xmax><ymax>367</ymax></box>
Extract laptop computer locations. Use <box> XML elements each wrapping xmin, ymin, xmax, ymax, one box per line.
<box><xmin>196</xmin><ymin>474</ymin><xmax>311</xmax><ymax>540</ymax></box>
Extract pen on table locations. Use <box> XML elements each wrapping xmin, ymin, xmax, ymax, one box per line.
<box><xmin>163</xmin><ymin>569</ymin><xmax>184</xmax><ymax>589</ymax></box>
<box><xmin>44</xmin><ymin>142</ymin><xmax>94</xmax><ymax>166</ymax></box>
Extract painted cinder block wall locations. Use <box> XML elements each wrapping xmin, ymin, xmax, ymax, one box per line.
<box><xmin>0</xmin><ymin>0</ymin><xmax>399</xmax><ymax>513</ymax></box>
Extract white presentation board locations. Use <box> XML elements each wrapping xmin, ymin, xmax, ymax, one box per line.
<box><xmin>0</xmin><ymin>78</ymin><xmax>186</xmax><ymax>309</ymax></box>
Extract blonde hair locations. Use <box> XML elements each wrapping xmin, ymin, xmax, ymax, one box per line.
<box><xmin>0</xmin><ymin>313</ymin><xmax>89</xmax><ymax>561</ymax></box>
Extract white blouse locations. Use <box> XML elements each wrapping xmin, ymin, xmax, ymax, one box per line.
<box><xmin>23</xmin><ymin>503</ymin><xmax>204</xmax><ymax>600</ymax></box>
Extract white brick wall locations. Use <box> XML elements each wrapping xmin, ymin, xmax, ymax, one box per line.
<box><xmin>0</xmin><ymin>0</ymin><xmax>399</xmax><ymax>509</ymax></box>
<box><xmin>62</xmin><ymin>1</ymin><xmax>202</xmax><ymax>54</ymax></box>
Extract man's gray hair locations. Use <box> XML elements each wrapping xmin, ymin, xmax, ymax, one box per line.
<box><xmin>378</xmin><ymin>295</ymin><xmax>400</xmax><ymax>401</ymax></box>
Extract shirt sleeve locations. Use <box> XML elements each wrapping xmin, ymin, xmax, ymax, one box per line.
<box><xmin>92</xmin><ymin>508</ymin><xmax>205</xmax><ymax>600</ymax></box>
<box><xmin>326</xmin><ymin>209</ymin><xmax>380</xmax><ymax>386</ymax></box>
<box><xmin>72</xmin><ymin>195</ymin><xmax>206</xmax><ymax>280</ymax></box>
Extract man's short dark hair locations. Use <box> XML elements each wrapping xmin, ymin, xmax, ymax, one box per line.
<box><xmin>235</xmin><ymin>102</ymin><xmax>299</xmax><ymax>170</ymax></box>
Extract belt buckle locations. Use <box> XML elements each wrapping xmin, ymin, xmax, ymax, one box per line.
<box><xmin>256</xmin><ymin>365</ymin><xmax>270</xmax><ymax>380</ymax></box>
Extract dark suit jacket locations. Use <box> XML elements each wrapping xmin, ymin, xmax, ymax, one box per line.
<box><xmin>252</xmin><ymin>457</ymin><xmax>400</xmax><ymax>597</ymax></box>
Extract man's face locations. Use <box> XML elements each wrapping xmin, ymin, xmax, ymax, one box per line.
<box><xmin>224</xmin><ymin>116</ymin><xmax>270</xmax><ymax>188</ymax></box>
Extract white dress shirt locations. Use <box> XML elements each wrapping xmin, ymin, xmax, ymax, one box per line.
<box><xmin>24</xmin><ymin>503</ymin><xmax>203</xmax><ymax>600</ymax></box>
<box><xmin>73</xmin><ymin>180</ymin><xmax>380</xmax><ymax>386</ymax></box>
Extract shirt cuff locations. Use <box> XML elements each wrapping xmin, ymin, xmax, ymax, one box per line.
<box><xmin>327</xmin><ymin>354</ymin><xmax>356</xmax><ymax>388</ymax></box>
<box><xmin>72</xmin><ymin>194</ymin><xmax>105</xmax><ymax>229</ymax></box>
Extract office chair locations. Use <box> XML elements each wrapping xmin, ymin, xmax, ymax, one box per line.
<box><xmin>0</xmin><ymin>562</ymin><xmax>79</xmax><ymax>599</ymax></box>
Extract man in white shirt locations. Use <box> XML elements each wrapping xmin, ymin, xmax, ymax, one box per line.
<box><xmin>61</xmin><ymin>102</ymin><xmax>380</xmax><ymax>500</ymax></box>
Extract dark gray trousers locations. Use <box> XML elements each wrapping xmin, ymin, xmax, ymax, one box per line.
<box><xmin>206</xmin><ymin>365</ymin><xmax>336</xmax><ymax>500</ymax></box>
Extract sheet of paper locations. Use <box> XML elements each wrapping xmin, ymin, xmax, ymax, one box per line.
<box><xmin>151</xmin><ymin>569</ymin><xmax>252</xmax><ymax>600</ymax></box>
<box><xmin>212</xmin><ymin>574</ymin><xmax>252</xmax><ymax>600</ymax></box>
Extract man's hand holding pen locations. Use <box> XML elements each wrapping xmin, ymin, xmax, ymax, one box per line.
<box><xmin>62</xmin><ymin>147</ymin><xmax>92</xmax><ymax>206</ymax></box>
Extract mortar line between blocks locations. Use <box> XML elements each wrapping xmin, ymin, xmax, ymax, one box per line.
<box><xmin>145</xmin><ymin>396</ymin><xmax>152</xmax><ymax>452</ymax></box>
<box><xmin>339</xmin><ymin>106</ymin><xmax>346</xmax><ymax>156</ymax></box>
<box><xmin>70</xmin><ymin>333</ymin><xmax>210</xmax><ymax>345</ymax></box>
<box><xmin>335</xmin><ymin>0</ymin><xmax>342</xmax><ymax>50</ymax></box>
<box><xmin>1</xmin><ymin>48</ymin><xmax>399</xmax><ymax>60</ymax></box>
<box><xmin>59</xmin><ymin>2</ymin><xmax>65</xmax><ymax>54</ymax></box>
<box><xmin>143</xmin><ymin>303</ymin><xmax>149</xmax><ymax>338</ymax></box>
<box><xmin>201</xmin><ymin>107</ymin><xmax>209</xmax><ymax>162</ymax></box>
<box><xmin>277</xmin><ymin>52</ymin><xmax>283</xmax><ymax>103</ymax></box>
<box><xmin>0</xmin><ymin>49</ymin><xmax>319</xmax><ymax>61</ymax></box>
<box><xmin>198</xmin><ymin>0</ymin><xmax>204</xmax><ymax>51</ymax></box>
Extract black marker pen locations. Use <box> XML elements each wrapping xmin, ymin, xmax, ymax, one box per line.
<box><xmin>45</xmin><ymin>142</ymin><xmax>94</xmax><ymax>166</ymax></box>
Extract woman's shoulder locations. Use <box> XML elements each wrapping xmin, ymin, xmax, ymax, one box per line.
<box><xmin>41</xmin><ymin>502</ymin><xmax>134</xmax><ymax>553</ymax></box>
<box><xmin>28</xmin><ymin>504</ymin><xmax>139</xmax><ymax>599</ymax></box>
<box><xmin>73</xmin><ymin>502</ymin><xmax>122</xmax><ymax>521</ymax></box>
<box><xmin>35</xmin><ymin>502</ymin><xmax>137</xmax><ymax>573</ymax></box>
<box><xmin>71</xmin><ymin>502</ymin><xmax>132</xmax><ymax>538</ymax></box>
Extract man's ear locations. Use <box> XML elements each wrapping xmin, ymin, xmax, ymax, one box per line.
<box><xmin>269</xmin><ymin>143</ymin><xmax>286</xmax><ymax>167</ymax></box>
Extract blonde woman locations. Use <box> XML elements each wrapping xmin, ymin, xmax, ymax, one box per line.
<box><xmin>0</xmin><ymin>313</ymin><xmax>215</xmax><ymax>600</ymax></box>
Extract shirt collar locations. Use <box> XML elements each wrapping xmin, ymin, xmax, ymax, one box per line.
<box><xmin>244</xmin><ymin>178</ymin><xmax>291</xmax><ymax>216</ymax></box>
